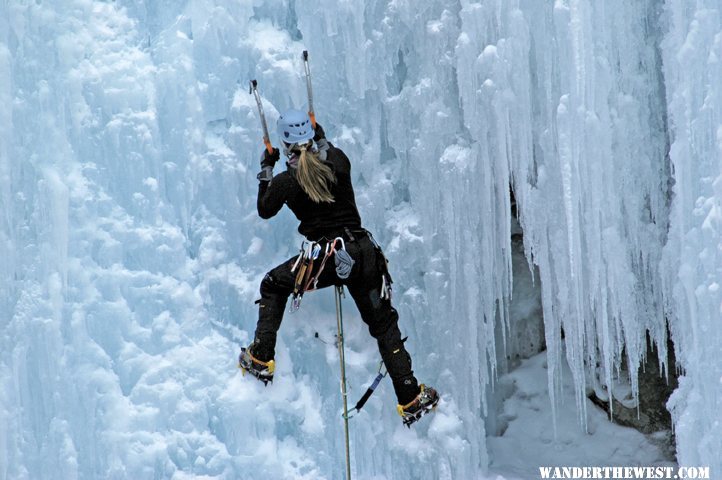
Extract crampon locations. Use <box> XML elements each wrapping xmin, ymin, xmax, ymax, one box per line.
<box><xmin>397</xmin><ymin>384</ymin><xmax>439</xmax><ymax>427</ymax></box>
<box><xmin>238</xmin><ymin>346</ymin><xmax>275</xmax><ymax>386</ymax></box>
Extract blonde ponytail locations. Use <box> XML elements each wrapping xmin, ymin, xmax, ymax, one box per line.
<box><xmin>296</xmin><ymin>144</ymin><xmax>336</xmax><ymax>203</ymax></box>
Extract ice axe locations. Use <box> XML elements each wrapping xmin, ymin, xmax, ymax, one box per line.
<box><xmin>302</xmin><ymin>50</ymin><xmax>316</xmax><ymax>128</ymax></box>
<box><xmin>249</xmin><ymin>79</ymin><xmax>273</xmax><ymax>154</ymax></box>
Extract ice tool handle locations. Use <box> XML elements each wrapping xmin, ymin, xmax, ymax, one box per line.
<box><xmin>302</xmin><ymin>50</ymin><xmax>316</xmax><ymax>128</ymax></box>
<box><xmin>249</xmin><ymin>80</ymin><xmax>273</xmax><ymax>154</ymax></box>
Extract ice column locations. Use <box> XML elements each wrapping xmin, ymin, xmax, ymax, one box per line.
<box><xmin>660</xmin><ymin>0</ymin><xmax>722</xmax><ymax>471</ymax></box>
<box><xmin>507</xmin><ymin>0</ymin><xmax>672</xmax><ymax>427</ymax></box>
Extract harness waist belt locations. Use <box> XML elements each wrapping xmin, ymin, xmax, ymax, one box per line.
<box><xmin>311</xmin><ymin>227</ymin><xmax>367</xmax><ymax>243</ymax></box>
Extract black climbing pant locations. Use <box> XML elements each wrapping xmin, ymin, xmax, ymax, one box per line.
<box><xmin>252</xmin><ymin>231</ymin><xmax>420</xmax><ymax>405</ymax></box>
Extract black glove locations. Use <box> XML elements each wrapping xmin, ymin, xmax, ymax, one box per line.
<box><xmin>260</xmin><ymin>147</ymin><xmax>280</xmax><ymax>169</ymax></box>
<box><xmin>313</xmin><ymin>123</ymin><xmax>325</xmax><ymax>142</ymax></box>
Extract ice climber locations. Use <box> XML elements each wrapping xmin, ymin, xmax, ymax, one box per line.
<box><xmin>239</xmin><ymin>109</ymin><xmax>439</xmax><ymax>426</ymax></box>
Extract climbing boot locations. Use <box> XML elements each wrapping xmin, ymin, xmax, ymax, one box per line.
<box><xmin>238</xmin><ymin>343</ymin><xmax>275</xmax><ymax>385</ymax></box>
<box><xmin>397</xmin><ymin>384</ymin><xmax>439</xmax><ymax>427</ymax></box>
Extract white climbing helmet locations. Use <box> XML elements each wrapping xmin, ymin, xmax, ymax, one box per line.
<box><xmin>277</xmin><ymin>108</ymin><xmax>314</xmax><ymax>147</ymax></box>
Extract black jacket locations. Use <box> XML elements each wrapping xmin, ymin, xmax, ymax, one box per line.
<box><xmin>257</xmin><ymin>143</ymin><xmax>363</xmax><ymax>240</ymax></box>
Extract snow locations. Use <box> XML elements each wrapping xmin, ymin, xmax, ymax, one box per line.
<box><xmin>0</xmin><ymin>0</ymin><xmax>719</xmax><ymax>479</ymax></box>
<box><xmin>487</xmin><ymin>353</ymin><xmax>673</xmax><ymax>480</ymax></box>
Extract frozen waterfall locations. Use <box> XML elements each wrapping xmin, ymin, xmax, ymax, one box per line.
<box><xmin>0</xmin><ymin>1</ymin><xmax>720</xmax><ymax>479</ymax></box>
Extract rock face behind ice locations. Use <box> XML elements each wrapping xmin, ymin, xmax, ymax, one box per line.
<box><xmin>0</xmin><ymin>0</ymin><xmax>721</xmax><ymax>479</ymax></box>
<box><xmin>588</xmin><ymin>337</ymin><xmax>678</xmax><ymax>435</ymax></box>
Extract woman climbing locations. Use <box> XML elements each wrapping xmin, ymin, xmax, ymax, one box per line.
<box><xmin>239</xmin><ymin>109</ymin><xmax>438</xmax><ymax>426</ymax></box>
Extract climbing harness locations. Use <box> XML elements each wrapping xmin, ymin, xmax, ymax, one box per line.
<box><xmin>290</xmin><ymin>237</ymin><xmax>353</xmax><ymax>312</ymax></box>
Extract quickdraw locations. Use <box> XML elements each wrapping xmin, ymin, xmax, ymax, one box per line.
<box><xmin>343</xmin><ymin>360</ymin><xmax>388</xmax><ymax>420</ymax></box>
<box><xmin>381</xmin><ymin>274</ymin><xmax>392</xmax><ymax>301</ymax></box>
<box><xmin>291</xmin><ymin>241</ymin><xmax>313</xmax><ymax>311</ymax></box>
<box><xmin>366</xmin><ymin>231</ymin><xmax>393</xmax><ymax>301</ymax></box>
<box><xmin>290</xmin><ymin>237</ymin><xmax>349</xmax><ymax>312</ymax></box>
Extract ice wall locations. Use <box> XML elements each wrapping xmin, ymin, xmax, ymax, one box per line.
<box><xmin>0</xmin><ymin>1</ymin><xmax>475</xmax><ymax>479</ymax></box>
<box><xmin>660</xmin><ymin>0</ymin><xmax>722</xmax><ymax>470</ymax></box>
<box><xmin>0</xmin><ymin>0</ymin><xmax>719</xmax><ymax>479</ymax></box>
